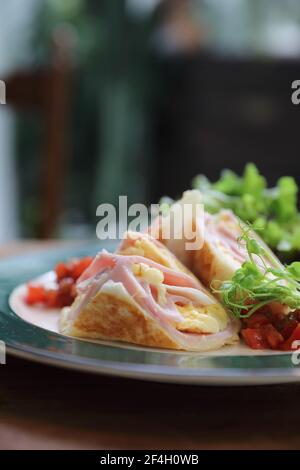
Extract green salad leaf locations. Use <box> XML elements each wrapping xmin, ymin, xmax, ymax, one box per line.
<box><xmin>275</xmin><ymin>176</ymin><xmax>298</xmax><ymax>223</ymax></box>
<box><xmin>212</xmin><ymin>227</ymin><xmax>300</xmax><ymax>318</ymax></box>
<box><xmin>192</xmin><ymin>163</ymin><xmax>300</xmax><ymax>257</ymax></box>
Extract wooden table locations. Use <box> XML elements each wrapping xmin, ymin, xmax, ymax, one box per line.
<box><xmin>1</xmin><ymin>242</ymin><xmax>300</xmax><ymax>450</ymax></box>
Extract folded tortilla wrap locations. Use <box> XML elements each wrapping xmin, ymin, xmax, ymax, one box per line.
<box><xmin>152</xmin><ymin>190</ymin><xmax>289</xmax><ymax>315</ymax></box>
<box><xmin>60</xmin><ymin>233</ymin><xmax>239</xmax><ymax>351</ymax></box>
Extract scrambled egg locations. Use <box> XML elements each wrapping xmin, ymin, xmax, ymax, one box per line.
<box><xmin>122</xmin><ymin>237</ymin><xmax>178</xmax><ymax>271</ymax></box>
<box><xmin>132</xmin><ymin>262</ymin><xmax>228</xmax><ymax>334</ymax></box>
<box><xmin>132</xmin><ymin>263</ymin><xmax>167</xmax><ymax>304</ymax></box>
<box><xmin>176</xmin><ymin>303</ymin><xmax>228</xmax><ymax>334</ymax></box>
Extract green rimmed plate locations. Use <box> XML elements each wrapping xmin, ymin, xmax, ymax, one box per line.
<box><xmin>1</xmin><ymin>242</ymin><xmax>300</xmax><ymax>385</ymax></box>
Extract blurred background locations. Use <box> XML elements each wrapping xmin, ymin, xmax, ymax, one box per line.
<box><xmin>1</xmin><ymin>0</ymin><xmax>300</xmax><ymax>242</ymax></box>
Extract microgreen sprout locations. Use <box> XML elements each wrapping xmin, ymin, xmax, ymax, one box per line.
<box><xmin>212</xmin><ymin>226</ymin><xmax>300</xmax><ymax>318</ymax></box>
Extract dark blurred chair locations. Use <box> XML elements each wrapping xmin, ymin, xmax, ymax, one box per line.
<box><xmin>5</xmin><ymin>28</ymin><xmax>73</xmax><ymax>238</ymax></box>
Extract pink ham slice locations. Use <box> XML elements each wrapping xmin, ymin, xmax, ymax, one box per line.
<box><xmin>76</xmin><ymin>251</ymin><xmax>204</xmax><ymax>323</ymax></box>
<box><xmin>77</xmin><ymin>251</ymin><xmax>201</xmax><ymax>291</ymax></box>
<box><xmin>205</xmin><ymin>210</ymin><xmax>290</xmax><ymax>315</ymax></box>
<box><xmin>207</xmin><ymin>210</ymin><xmax>283</xmax><ymax>271</ymax></box>
<box><xmin>205</xmin><ymin>211</ymin><xmax>247</xmax><ymax>264</ymax></box>
<box><xmin>69</xmin><ymin>250</ymin><xmax>239</xmax><ymax>351</ymax></box>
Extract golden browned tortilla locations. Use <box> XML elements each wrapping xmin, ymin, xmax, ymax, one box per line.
<box><xmin>60</xmin><ymin>282</ymin><xmax>180</xmax><ymax>349</ymax></box>
<box><xmin>60</xmin><ymin>231</ymin><xmax>239</xmax><ymax>351</ymax></box>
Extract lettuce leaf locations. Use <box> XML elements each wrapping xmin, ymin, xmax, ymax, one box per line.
<box><xmin>192</xmin><ymin>163</ymin><xmax>300</xmax><ymax>257</ymax></box>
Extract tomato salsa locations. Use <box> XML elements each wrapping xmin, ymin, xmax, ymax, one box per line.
<box><xmin>25</xmin><ymin>256</ymin><xmax>93</xmax><ymax>308</ymax></box>
<box><xmin>241</xmin><ymin>309</ymin><xmax>300</xmax><ymax>351</ymax></box>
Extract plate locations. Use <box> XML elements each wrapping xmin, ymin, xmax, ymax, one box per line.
<box><xmin>1</xmin><ymin>242</ymin><xmax>300</xmax><ymax>385</ymax></box>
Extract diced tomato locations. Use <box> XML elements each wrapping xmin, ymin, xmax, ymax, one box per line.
<box><xmin>242</xmin><ymin>323</ymin><xmax>283</xmax><ymax>350</ymax></box>
<box><xmin>45</xmin><ymin>289</ymin><xmax>59</xmax><ymax>308</ymax></box>
<box><xmin>41</xmin><ymin>279</ymin><xmax>76</xmax><ymax>308</ymax></box>
<box><xmin>241</xmin><ymin>328</ymin><xmax>269</xmax><ymax>349</ymax></box>
<box><xmin>25</xmin><ymin>284</ymin><xmax>47</xmax><ymax>305</ymax></box>
<box><xmin>260</xmin><ymin>324</ymin><xmax>284</xmax><ymax>350</ymax></box>
<box><xmin>25</xmin><ymin>255</ymin><xmax>93</xmax><ymax>309</ymax></box>
<box><xmin>242</xmin><ymin>315</ymin><xmax>300</xmax><ymax>351</ymax></box>
<box><xmin>280</xmin><ymin>319</ymin><xmax>299</xmax><ymax>340</ymax></box>
<box><xmin>55</xmin><ymin>263</ymin><xmax>70</xmax><ymax>281</ymax></box>
<box><xmin>69</xmin><ymin>256</ymin><xmax>93</xmax><ymax>280</ymax></box>
<box><xmin>54</xmin><ymin>278</ymin><xmax>76</xmax><ymax>307</ymax></box>
<box><xmin>280</xmin><ymin>324</ymin><xmax>300</xmax><ymax>351</ymax></box>
<box><xmin>244</xmin><ymin>312</ymin><xmax>270</xmax><ymax>329</ymax></box>
<box><xmin>54</xmin><ymin>257</ymin><xmax>93</xmax><ymax>283</ymax></box>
